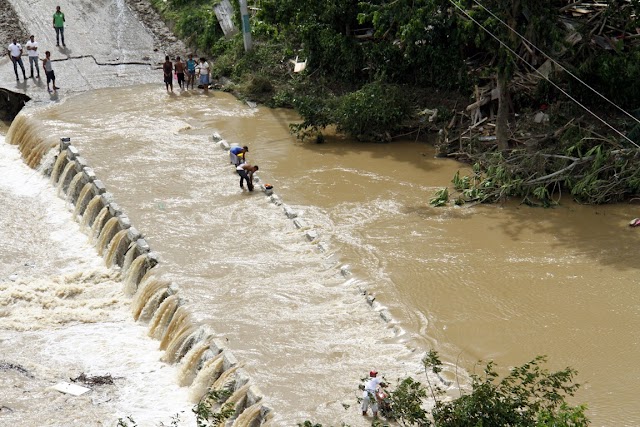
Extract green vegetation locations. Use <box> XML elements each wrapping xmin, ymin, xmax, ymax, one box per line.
<box><xmin>149</xmin><ymin>0</ymin><xmax>640</xmax><ymax>205</ymax></box>
<box><xmin>193</xmin><ymin>388</ymin><xmax>236</xmax><ymax>427</ymax></box>
<box><xmin>300</xmin><ymin>351</ymin><xmax>588</xmax><ymax>426</ymax></box>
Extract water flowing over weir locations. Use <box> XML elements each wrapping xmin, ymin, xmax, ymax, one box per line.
<box><xmin>9</xmin><ymin>84</ymin><xmax>640</xmax><ymax>425</ymax></box>
<box><xmin>4</xmin><ymin>105</ymin><xmax>435</xmax><ymax>425</ymax></box>
<box><xmin>5</xmin><ymin>134</ymin><xmax>274</xmax><ymax>425</ymax></box>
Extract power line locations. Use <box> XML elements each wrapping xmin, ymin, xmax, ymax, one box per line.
<box><xmin>471</xmin><ymin>0</ymin><xmax>640</xmax><ymax>126</ymax></box>
<box><xmin>447</xmin><ymin>0</ymin><xmax>639</xmax><ymax>148</ymax></box>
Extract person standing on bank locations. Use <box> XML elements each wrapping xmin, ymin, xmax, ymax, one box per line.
<box><xmin>163</xmin><ymin>55</ymin><xmax>173</xmax><ymax>92</ymax></box>
<box><xmin>43</xmin><ymin>51</ymin><xmax>59</xmax><ymax>93</ymax></box>
<box><xmin>236</xmin><ymin>163</ymin><xmax>258</xmax><ymax>191</ymax></box>
<box><xmin>7</xmin><ymin>38</ymin><xmax>26</xmax><ymax>81</ymax></box>
<box><xmin>197</xmin><ymin>57</ymin><xmax>210</xmax><ymax>94</ymax></box>
<box><xmin>25</xmin><ymin>35</ymin><xmax>40</xmax><ymax>79</ymax></box>
<box><xmin>53</xmin><ymin>6</ymin><xmax>66</xmax><ymax>47</ymax></box>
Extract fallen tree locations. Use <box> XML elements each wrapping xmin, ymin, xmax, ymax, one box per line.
<box><xmin>432</xmin><ymin>117</ymin><xmax>640</xmax><ymax>206</ymax></box>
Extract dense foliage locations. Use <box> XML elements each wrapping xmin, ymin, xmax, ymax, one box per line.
<box><xmin>151</xmin><ymin>0</ymin><xmax>640</xmax><ymax>204</ymax></box>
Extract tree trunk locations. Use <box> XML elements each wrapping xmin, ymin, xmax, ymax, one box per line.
<box><xmin>496</xmin><ymin>74</ymin><xmax>509</xmax><ymax>150</ymax></box>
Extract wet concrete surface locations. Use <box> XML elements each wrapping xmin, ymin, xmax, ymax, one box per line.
<box><xmin>1</xmin><ymin>0</ymin><xmax>186</xmax><ymax>105</ymax></box>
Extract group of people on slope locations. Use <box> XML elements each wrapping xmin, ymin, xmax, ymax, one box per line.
<box><xmin>229</xmin><ymin>145</ymin><xmax>259</xmax><ymax>192</ymax></box>
<box><xmin>7</xmin><ymin>6</ymin><xmax>65</xmax><ymax>92</ymax></box>
<box><xmin>163</xmin><ymin>55</ymin><xmax>211</xmax><ymax>93</ymax></box>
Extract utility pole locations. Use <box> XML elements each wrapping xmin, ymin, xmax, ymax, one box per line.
<box><xmin>239</xmin><ymin>0</ymin><xmax>252</xmax><ymax>51</ymax></box>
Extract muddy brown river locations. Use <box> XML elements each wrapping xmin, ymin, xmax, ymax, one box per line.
<box><xmin>3</xmin><ymin>84</ymin><xmax>640</xmax><ymax>426</ymax></box>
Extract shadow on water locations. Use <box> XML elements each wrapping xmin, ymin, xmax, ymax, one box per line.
<box><xmin>494</xmin><ymin>201</ymin><xmax>640</xmax><ymax>271</ymax></box>
<box><xmin>410</xmin><ymin>198</ymin><xmax>640</xmax><ymax>272</ymax></box>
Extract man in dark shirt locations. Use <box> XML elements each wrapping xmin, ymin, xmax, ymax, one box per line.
<box><xmin>163</xmin><ymin>56</ymin><xmax>173</xmax><ymax>92</ymax></box>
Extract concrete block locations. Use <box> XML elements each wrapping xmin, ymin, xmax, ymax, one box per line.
<box><xmin>219</xmin><ymin>140</ymin><xmax>230</xmax><ymax>150</ymax></box>
<box><xmin>234</xmin><ymin>368</ymin><xmax>251</xmax><ymax>389</ymax></box>
<box><xmin>93</xmin><ymin>180</ymin><xmax>107</xmax><ymax>195</ymax></box>
<box><xmin>366</xmin><ymin>295</ymin><xmax>375</xmax><ymax>306</ymax></box>
<box><xmin>135</xmin><ymin>238</ymin><xmax>150</xmax><ymax>254</ymax></box>
<box><xmin>59</xmin><ymin>137</ymin><xmax>71</xmax><ymax>151</ymax></box>
<box><xmin>82</xmin><ymin>167</ymin><xmax>96</xmax><ymax>183</ymax></box>
<box><xmin>246</xmin><ymin>385</ymin><xmax>264</xmax><ymax>407</ymax></box>
<box><xmin>293</xmin><ymin>219</ymin><xmax>307</xmax><ymax>229</ymax></box>
<box><xmin>117</xmin><ymin>215</ymin><xmax>131</xmax><ymax>230</ymax></box>
<box><xmin>167</xmin><ymin>282</ymin><xmax>180</xmax><ymax>295</ymax></box>
<box><xmin>305</xmin><ymin>230</ymin><xmax>318</xmax><ymax>241</ymax></box>
<box><xmin>317</xmin><ymin>242</ymin><xmax>329</xmax><ymax>253</ymax></box>
<box><xmin>283</xmin><ymin>205</ymin><xmax>298</xmax><ymax>219</ymax></box>
<box><xmin>222</xmin><ymin>352</ymin><xmax>238</xmax><ymax>371</ymax></box>
<box><xmin>270</xmin><ymin>195</ymin><xmax>282</xmax><ymax>206</ymax></box>
<box><xmin>260</xmin><ymin>405</ymin><xmax>272</xmax><ymax>420</ymax></box>
<box><xmin>211</xmin><ymin>132</ymin><xmax>222</xmax><ymax>142</ymax></box>
<box><xmin>209</xmin><ymin>339</ymin><xmax>226</xmax><ymax>354</ymax></box>
<box><xmin>108</xmin><ymin>202</ymin><xmax>122</xmax><ymax>216</ymax></box>
<box><xmin>127</xmin><ymin>227</ymin><xmax>141</xmax><ymax>242</ymax></box>
<box><xmin>74</xmin><ymin>156</ymin><xmax>87</xmax><ymax>173</ymax></box>
<box><xmin>100</xmin><ymin>192</ymin><xmax>114</xmax><ymax>205</ymax></box>
<box><xmin>67</xmin><ymin>145</ymin><xmax>79</xmax><ymax>160</ymax></box>
<box><xmin>147</xmin><ymin>251</ymin><xmax>160</xmax><ymax>266</ymax></box>
<box><xmin>379</xmin><ymin>309</ymin><xmax>392</xmax><ymax>323</ymax></box>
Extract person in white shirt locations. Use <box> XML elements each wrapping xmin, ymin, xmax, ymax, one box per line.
<box><xmin>236</xmin><ymin>163</ymin><xmax>258</xmax><ymax>191</ymax></box>
<box><xmin>25</xmin><ymin>35</ymin><xmax>40</xmax><ymax>79</ymax></box>
<box><xmin>361</xmin><ymin>370</ymin><xmax>384</xmax><ymax>418</ymax></box>
<box><xmin>197</xmin><ymin>57</ymin><xmax>210</xmax><ymax>93</ymax></box>
<box><xmin>7</xmin><ymin>38</ymin><xmax>26</xmax><ymax>81</ymax></box>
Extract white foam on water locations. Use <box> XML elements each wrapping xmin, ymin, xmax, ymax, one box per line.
<box><xmin>0</xmin><ymin>136</ymin><xmax>195</xmax><ymax>426</ymax></box>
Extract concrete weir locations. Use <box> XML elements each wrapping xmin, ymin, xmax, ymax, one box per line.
<box><xmin>28</xmin><ymin>137</ymin><xmax>273</xmax><ymax>425</ymax></box>
<box><xmin>217</xmin><ymin>133</ymin><xmax>399</xmax><ymax>327</ymax></box>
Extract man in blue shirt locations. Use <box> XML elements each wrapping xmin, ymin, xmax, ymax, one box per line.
<box><xmin>229</xmin><ymin>145</ymin><xmax>249</xmax><ymax>166</ymax></box>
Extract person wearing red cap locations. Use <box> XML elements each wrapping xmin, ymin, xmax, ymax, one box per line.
<box><xmin>361</xmin><ymin>370</ymin><xmax>383</xmax><ymax>417</ymax></box>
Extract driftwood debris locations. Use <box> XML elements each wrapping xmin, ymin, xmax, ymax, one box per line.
<box><xmin>438</xmin><ymin>1</ymin><xmax>639</xmax><ymax>154</ymax></box>
<box><xmin>71</xmin><ymin>372</ymin><xmax>116</xmax><ymax>386</ymax></box>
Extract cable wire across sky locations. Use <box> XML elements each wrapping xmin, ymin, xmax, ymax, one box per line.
<box><xmin>447</xmin><ymin>0</ymin><xmax>639</xmax><ymax>147</ymax></box>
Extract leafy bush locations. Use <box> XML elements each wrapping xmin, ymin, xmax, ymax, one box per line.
<box><xmin>334</xmin><ymin>82</ymin><xmax>413</xmax><ymax>141</ymax></box>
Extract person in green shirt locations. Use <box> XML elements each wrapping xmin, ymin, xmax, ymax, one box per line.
<box><xmin>53</xmin><ymin>6</ymin><xmax>65</xmax><ymax>47</ymax></box>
